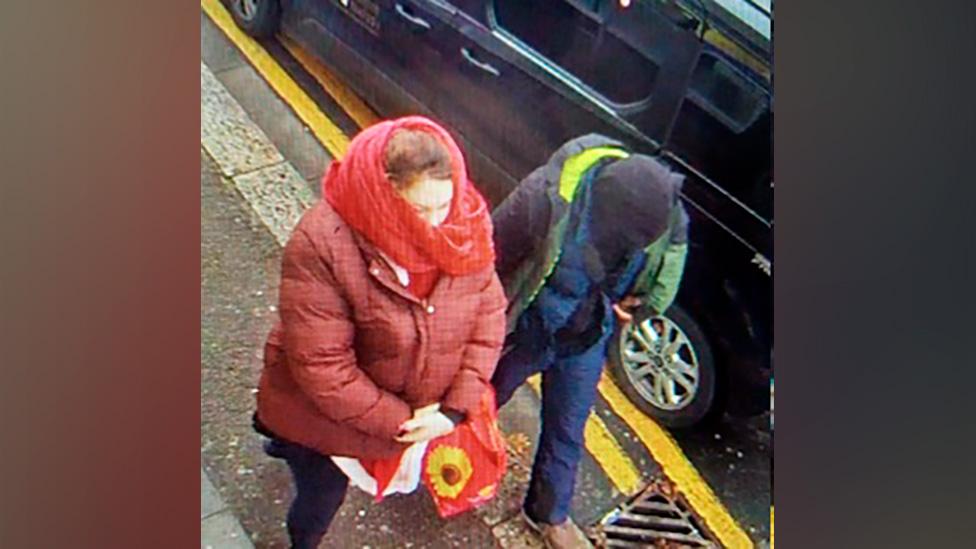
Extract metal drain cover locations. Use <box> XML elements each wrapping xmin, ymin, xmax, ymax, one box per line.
<box><xmin>592</xmin><ymin>482</ymin><xmax>719</xmax><ymax>548</ymax></box>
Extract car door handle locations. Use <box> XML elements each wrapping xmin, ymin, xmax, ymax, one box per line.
<box><xmin>460</xmin><ymin>47</ymin><xmax>500</xmax><ymax>77</ymax></box>
<box><xmin>394</xmin><ymin>3</ymin><xmax>431</xmax><ymax>30</ymax></box>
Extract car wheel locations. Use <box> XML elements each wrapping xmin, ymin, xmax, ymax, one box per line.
<box><xmin>608</xmin><ymin>305</ymin><xmax>716</xmax><ymax>429</ymax></box>
<box><xmin>229</xmin><ymin>0</ymin><xmax>280</xmax><ymax>39</ymax></box>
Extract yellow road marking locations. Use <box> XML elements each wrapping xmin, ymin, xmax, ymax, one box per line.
<box><xmin>770</xmin><ymin>506</ymin><xmax>774</xmax><ymax>548</ymax></box>
<box><xmin>527</xmin><ymin>374</ymin><xmax>643</xmax><ymax>497</ymax></box>
<box><xmin>598</xmin><ymin>372</ymin><xmax>754</xmax><ymax>548</ymax></box>
<box><xmin>278</xmin><ymin>34</ymin><xmax>380</xmax><ymax>129</ymax></box>
<box><xmin>201</xmin><ymin>0</ymin><xmax>350</xmax><ymax>158</ymax></box>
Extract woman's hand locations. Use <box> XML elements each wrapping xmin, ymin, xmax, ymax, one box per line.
<box><xmin>395</xmin><ymin>411</ymin><xmax>456</xmax><ymax>443</ymax></box>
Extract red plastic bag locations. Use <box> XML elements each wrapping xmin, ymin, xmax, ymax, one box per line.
<box><xmin>421</xmin><ymin>388</ymin><xmax>508</xmax><ymax>518</ymax></box>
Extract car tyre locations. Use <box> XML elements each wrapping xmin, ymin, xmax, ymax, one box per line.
<box><xmin>608</xmin><ymin>304</ymin><xmax>716</xmax><ymax>429</ymax></box>
<box><xmin>229</xmin><ymin>0</ymin><xmax>281</xmax><ymax>39</ymax></box>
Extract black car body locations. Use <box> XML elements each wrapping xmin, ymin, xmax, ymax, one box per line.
<box><xmin>235</xmin><ymin>0</ymin><xmax>772</xmax><ymax>422</ymax></box>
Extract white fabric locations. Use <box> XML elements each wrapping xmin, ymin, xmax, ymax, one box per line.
<box><xmin>377</xmin><ymin>251</ymin><xmax>410</xmax><ymax>287</ymax></box>
<box><xmin>331</xmin><ymin>441</ymin><xmax>429</xmax><ymax>497</ymax></box>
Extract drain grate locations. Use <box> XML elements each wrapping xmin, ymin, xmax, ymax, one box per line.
<box><xmin>593</xmin><ymin>482</ymin><xmax>719</xmax><ymax>548</ymax></box>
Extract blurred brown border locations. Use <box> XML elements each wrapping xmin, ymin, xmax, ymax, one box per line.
<box><xmin>775</xmin><ymin>0</ymin><xmax>975</xmax><ymax>547</ymax></box>
<box><xmin>0</xmin><ymin>2</ymin><xmax>200</xmax><ymax>547</ymax></box>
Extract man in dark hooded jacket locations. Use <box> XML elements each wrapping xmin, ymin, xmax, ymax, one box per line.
<box><xmin>491</xmin><ymin>135</ymin><xmax>689</xmax><ymax>549</ymax></box>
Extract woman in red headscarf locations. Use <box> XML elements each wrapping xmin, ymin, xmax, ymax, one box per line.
<box><xmin>253</xmin><ymin>116</ymin><xmax>506</xmax><ymax>548</ymax></box>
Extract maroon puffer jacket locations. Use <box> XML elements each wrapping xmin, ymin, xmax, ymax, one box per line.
<box><xmin>256</xmin><ymin>200</ymin><xmax>507</xmax><ymax>459</ymax></box>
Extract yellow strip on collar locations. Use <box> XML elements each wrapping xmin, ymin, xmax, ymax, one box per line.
<box><xmin>558</xmin><ymin>147</ymin><xmax>630</xmax><ymax>202</ymax></box>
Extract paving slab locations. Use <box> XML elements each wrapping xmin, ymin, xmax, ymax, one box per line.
<box><xmin>231</xmin><ymin>161</ymin><xmax>314</xmax><ymax>247</ymax></box>
<box><xmin>201</xmin><ymin>62</ymin><xmax>283</xmax><ymax>178</ymax></box>
<box><xmin>217</xmin><ymin>62</ymin><xmax>332</xmax><ymax>184</ymax></box>
<box><xmin>202</xmin><ymin>510</ymin><xmax>255</xmax><ymax>549</ymax></box>
<box><xmin>202</xmin><ymin>468</ymin><xmax>225</xmax><ymax>519</ymax></box>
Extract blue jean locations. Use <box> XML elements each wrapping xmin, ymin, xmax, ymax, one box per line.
<box><xmin>263</xmin><ymin>437</ymin><xmax>349</xmax><ymax>549</ymax></box>
<box><xmin>491</xmin><ymin>310</ymin><xmax>614</xmax><ymax>525</ymax></box>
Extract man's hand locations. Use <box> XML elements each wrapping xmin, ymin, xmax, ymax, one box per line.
<box><xmin>613</xmin><ymin>296</ymin><xmax>642</xmax><ymax>324</ymax></box>
<box><xmin>612</xmin><ymin>303</ymin><xmax>634</xmax><ymax>324</ymax></box>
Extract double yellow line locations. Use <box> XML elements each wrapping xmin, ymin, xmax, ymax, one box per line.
<box><xmin>201</xmin><ymin>1</ymin><xmax>753</xmax><ymax>546</ymax></box>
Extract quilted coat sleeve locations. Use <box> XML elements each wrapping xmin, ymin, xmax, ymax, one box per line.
<box><xmin>644</xmin><ymin>242</ymin><xmax>688</xmax><ymax>315</ymax></box>
<box><xmin>278</xmin><ymin>229</ymin><xmax>412</xmax><ymax>440</ymax></box>
<box><xmin>440</xmin><ymin>270</ymin><xmax>507</xmax><ymax>417</ymax></box>
<box><xmin>492</xmin><ymin>167</ymin><xmax>551</xmax><ymax>283</ymax></box>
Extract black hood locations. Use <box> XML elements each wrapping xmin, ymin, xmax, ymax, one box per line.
<box><xmin>588</xmin><ymin>154</ymin><xmax>683</xmax><ymax>275</ymax></box>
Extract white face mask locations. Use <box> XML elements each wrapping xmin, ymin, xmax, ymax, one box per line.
<box><xmin>398</xmin><ymin>176</ymin><xmax>454</xmax><ymax>227</ymax></box>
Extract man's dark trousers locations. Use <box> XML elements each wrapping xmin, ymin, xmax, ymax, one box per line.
<box><xmin>491</xmin><ymin>305</ymin><xmax>615</xmax><ymax>526</ymax></box>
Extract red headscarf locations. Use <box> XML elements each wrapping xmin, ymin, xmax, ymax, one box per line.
<box><xmin>324</xmin><ymin>116</ymin><xmax>494</xmax><ymax>276</ymax></box>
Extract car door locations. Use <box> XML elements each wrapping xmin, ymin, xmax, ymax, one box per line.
<box><xmin>281</xmin><ymin>0</ymin><xmax>454</xmax><ymax>121</ymax></box>
<box><xmin>430</xmin><ymin>1</ymin><xmax>704</xmax><ymax>201</ymax></box>
<box><xmin>660</xmin><ymin>2</ymin><xmax>773</xmax><ymax>412</ymax></box>
<box><xmin>377</xmin><ymin>0</ymin><xmax>464</xmax><ymax>111</ymax></box>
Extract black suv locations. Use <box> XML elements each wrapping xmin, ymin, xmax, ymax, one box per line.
<box><xmin>229</xmin><ymin>0</ymin><xmax>772</xmax><ymax>427</ymax></box>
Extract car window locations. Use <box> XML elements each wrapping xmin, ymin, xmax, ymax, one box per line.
<box><xmin>688</xmin><ymin>50</ymin><xmax>768</xmax><ymax>132</ymax></box>
<box><xmin>700</xmin><ymin>0</ymin><xmax>771</xmax><ymax>51</ymax></box>
<box><xmin>492</xmin><ymin>0</ymin><xmax>660</xmax><ymax>106</ymax></box>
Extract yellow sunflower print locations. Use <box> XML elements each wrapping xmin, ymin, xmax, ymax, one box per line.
<box><xmin>426</xmin><ymin>445</ymin><xmax>473</xmax><ymax>499</ymax></box>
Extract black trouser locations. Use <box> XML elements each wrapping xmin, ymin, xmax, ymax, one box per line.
<box><xmin>490</xmin><ymin>309</ymin><xmax>614</xmax><ymax>525</ymax></box>
<box><xmin>263</xmin><ymin>437</ymin><xmax>349</xmax><ymax>549</ymax></box>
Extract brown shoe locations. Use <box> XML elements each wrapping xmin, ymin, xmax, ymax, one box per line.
<box><xmin>522</xmin><ymin>509</ymin><xmax>594</xmax><ymax>549</ymax></box>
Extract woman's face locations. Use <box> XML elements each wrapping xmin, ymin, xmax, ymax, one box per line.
<box><xmin>398</xmin><ymin>175</ymin><xmax>454</xmax><ymax>227</ymax></box>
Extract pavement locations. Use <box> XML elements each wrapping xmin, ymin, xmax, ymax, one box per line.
<box><xmin>200</xmin><ymin>3</ymin><xmax>771</xmax><ymax>547</ymax></box>
<box><xmin>203</xmin><ymin>468</ymin><xmax>255</xmax><ymax>549</ymax></box>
